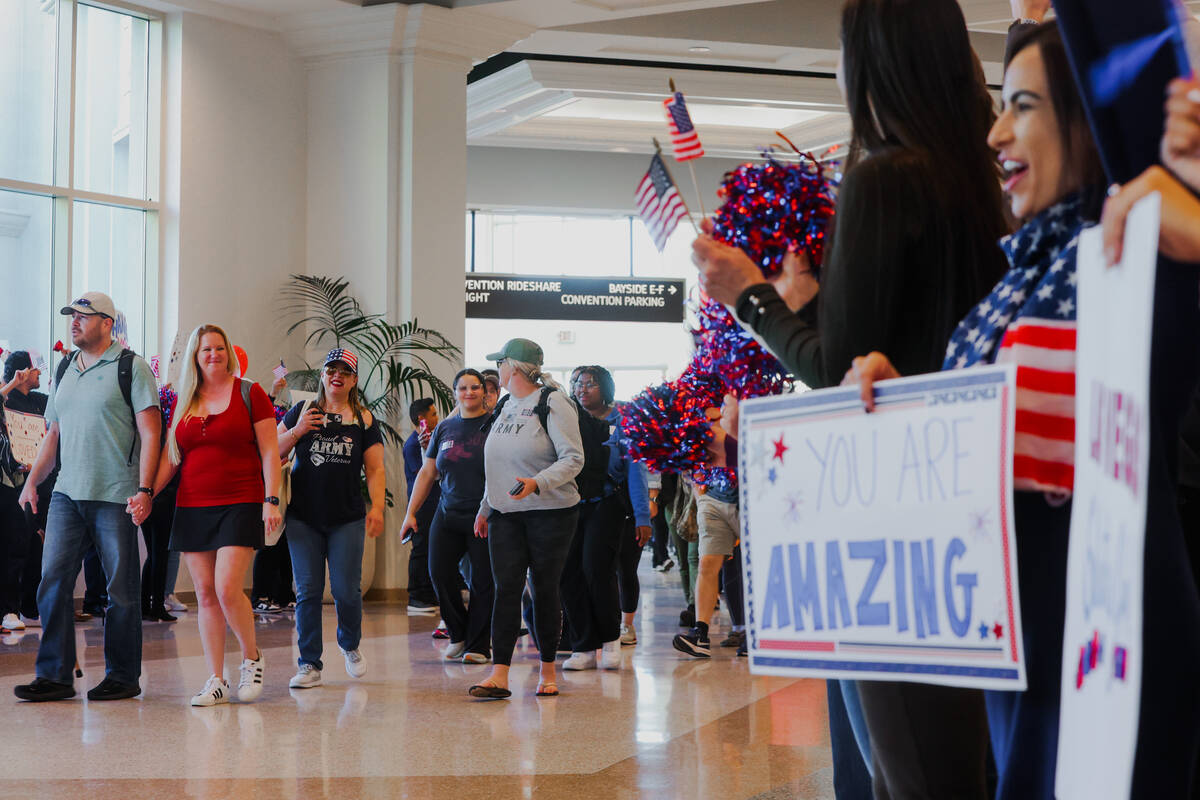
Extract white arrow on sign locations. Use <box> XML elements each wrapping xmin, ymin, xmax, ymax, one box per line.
<box><xmin>668</xmin><ymin>285</ymin><xmax>678</xmax><ymax>295</ymax></box>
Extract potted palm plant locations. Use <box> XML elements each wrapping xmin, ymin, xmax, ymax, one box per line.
<box><xmin>280</xmin><ymin>274</ymin><xmax>461</xmax><ymax>444</ymax></box>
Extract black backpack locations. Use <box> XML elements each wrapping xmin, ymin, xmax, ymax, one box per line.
<box><xmin>484</xmin><ymin>386</ymin><xmax>612</xmax><ymax>501</ymax></box>
<box><xmin>56</xmin><ymin>348</ymin><xmax>139</xmax><ymax>465</ymax></box>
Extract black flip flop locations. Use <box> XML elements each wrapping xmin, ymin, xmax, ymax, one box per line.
<box><xmin>468</xmin><ymin>683</ymin><xmax>512</xmax><ymax>699</ymax></box>
<box><xmin>535</xmin><ymin>683</ymin><xmax>559</xmax><ymax>697</ymax></box>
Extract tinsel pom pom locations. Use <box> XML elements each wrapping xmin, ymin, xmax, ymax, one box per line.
<box><xmin>710</xmin><ymin>154</ymin><xmax>837</xmax><ymax>278</ymax></box>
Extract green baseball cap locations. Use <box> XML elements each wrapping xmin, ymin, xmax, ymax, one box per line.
<box><xmin>486</xmin><ymin>338</ymin><xmax>543</xmax><ymax>366</ymax></box>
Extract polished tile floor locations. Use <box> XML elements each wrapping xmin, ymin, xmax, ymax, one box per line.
<box><xmin>0</xmin><ymin>563</ymin><xmax>833</xmax><ymax>800</ymax></box>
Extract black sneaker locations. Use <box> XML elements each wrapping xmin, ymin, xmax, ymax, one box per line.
<box><xmin>672</xmin><ymin>627</ymin><xmax>711</xmax><ymax>658</ymax></box>
<box><xmin>720</xmin><ymin>631</ymin><xmax>746</xmax><ymax>649</ymax></box>
<box><xmin>406</xmin><ymin>599</ymin><xmax>438</xmax><ymax>616</ymax></box>
<box><xmin>14</xmin><ymin>677</ymin><xmax>76</xmax><ymax>702</ymax></box>
<box><xmin>86</xmin><ymin>677</ymin><xmax>142</xmax><ymax>701</ymax></box>
<box><xmin>679</xmin><ymin>605</ymin><xmax>695</xmax><ymax>628</ymax></box>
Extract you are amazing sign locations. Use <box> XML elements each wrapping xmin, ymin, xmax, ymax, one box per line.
<box><xmin>739</xmin><ymin>366</ymin><xmax>1026</xmax><ymax>690</ymax></box>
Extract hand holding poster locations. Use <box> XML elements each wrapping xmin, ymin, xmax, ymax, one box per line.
<box><xmin>739</xmin><ymin>365</ymin><xmax>1025</xmax><ymax>690</ymax></box>
<box><xmin>4</xmin><ymin>409</ymin><xmax>47</xmax><ymax>467</ymax></box>
<box><xmin>1055</xmin><ymin>194</ymin><xmax>1159</xmax><ymax>800</ymax></box>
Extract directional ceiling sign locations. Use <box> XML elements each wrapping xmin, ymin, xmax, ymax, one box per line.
<box><xmin>465</xmin><ymin>274</ymin><xmax>686</xmax><ymax>323</ymax></box>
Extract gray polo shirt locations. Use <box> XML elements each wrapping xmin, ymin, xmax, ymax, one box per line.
<box><xmin>46</xmin><ymin>340</ymin><xmax>159</xmax><ymax>504</ymax></box>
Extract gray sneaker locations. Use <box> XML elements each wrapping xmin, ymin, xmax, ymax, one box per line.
<box><xmin>342</xmin><ymin>648</ymin><xmax>366</xmax><ymax>678</ymax></box>
<box><xmin>289</xmin><ymin>663</ymin><xmax>322</xmax><ymax>689</ymax></box>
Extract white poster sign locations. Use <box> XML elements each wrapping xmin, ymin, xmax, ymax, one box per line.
<box><xmin>739</xmin><ymin>365</ymin><xmax>1025</xmax><ymax>689</ymax></box>
<box><xmin>1055</xmin><ymin>194</ymin><xmax>1158</xmax><ymax>800</ymax></box>
<box><xmin>5</xmin><ymin>409</ymin><xmax>47</xmax><ymax>467</ymax></box>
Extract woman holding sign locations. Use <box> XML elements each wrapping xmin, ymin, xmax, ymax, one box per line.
<box><xmin>848</xmin><ymin>24</ymin><xmax>1106</xmax><ymax>799</ymax></box>
<box><xmin>692</xmin><ymin>0</ymin><xmax>1009</xmax><ymax>795</ymax></box>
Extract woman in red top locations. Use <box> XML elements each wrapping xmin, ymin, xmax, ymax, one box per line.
<box><xmin>148</xmin><ymin>324</ymin><xmax>281</xmax><ymax>707</ymax></box>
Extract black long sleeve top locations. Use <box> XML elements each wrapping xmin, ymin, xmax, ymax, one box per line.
<box><xmin>734</xmin><ymin>147</ymin><xmax>1008</xmax><ymax>389</ymax></box>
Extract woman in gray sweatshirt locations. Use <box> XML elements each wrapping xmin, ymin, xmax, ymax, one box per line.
<box><xmin>470</xmin><ymin>338</ymin><xmax>583</xmax><ymax>699</ymax></box>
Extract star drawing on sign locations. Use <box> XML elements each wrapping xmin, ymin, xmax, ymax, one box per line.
<box><xmin>749</xmin><ymin>434</ymin><xmax>768</xmax><ymax>472</ymax></box>
<box><xmin>969</xmin><ymin>508</ymin><xmax>991</xmax><ymax>540</ymax></box>
<box><xmin>956</xmin><ymin>354</ymin><xmax>968</xmax><ymax>369</ymax></box>
<box><xmin>773</xmin><ymin>435</ymin><xmax>788</xmax><ymax>462</ymax></box>
<box><xmin>783</xmin><ymin>492</ymin><xmax>804</xmax><ymax>524</ymax></box>
<box><xmin>993</xmin><ymin>622</ymin><xmax>1004</xmax><ymax>640</ymax></box>
<box><xmin>768</xmin><ymin>466</ymin><xmax>778</xmax><ymax>485</ymax></box>
<box><xmin>978</xmin><ymin>622</ymin><xmax>990</xmax><ymax>640</ymax></box>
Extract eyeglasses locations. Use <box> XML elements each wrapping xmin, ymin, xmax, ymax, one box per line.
<box><xmin>324</xmin><ymin>366</ymin><xmax>354</xmax><ymax>378</ymax></box>
<box><xmin>495</xmin><ymin>359</ymin><xmax>507</xmax><ymax>368</ymax></box>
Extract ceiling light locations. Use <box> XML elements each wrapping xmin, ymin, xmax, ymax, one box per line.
<box><xmin>688</xmin><ymin>46</ymin><xmax>712</xmax><ymax>53</ymax></box>
<box><xmin>610</xmin><ymin>147</ymin><xmax>631</xmax><ymax>153</ymax></box>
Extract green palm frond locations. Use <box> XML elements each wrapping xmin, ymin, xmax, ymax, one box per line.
<box><xmin>280</xmin><ymin>274</ymin><xmax>459</xmax><ymax>442</ymax></box>
<box><xmin>280</xmin><ymin>274</ymin><xmax>380</xmax><ymax>349</ymax></box>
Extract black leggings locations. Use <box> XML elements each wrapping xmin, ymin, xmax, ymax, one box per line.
<box><xmin>720</xmin><ymin>545</ymin><xmax>745</xmax><ymax>628</ymax></box>
<box><xmin>251</xmin><ymin>531</ymin><xmax>295</xmax><ymax>605</ymax></box>
<box><xmin>488</xmin><ymin>507</ymin><xmax>578</xmax><ymax>665</ymax></box>
<box><xmin>140</xmin><ymin>489</ymin><xmax>175</xmax><ymax>613</ymax></box>
<box><xmin>616</xmin><ymin>514</ymin><xmax>643</xmax><ymax>614</ymax></box>
<box><xmin>560</xmin><ymin>498</ymin><xmax>622</xmax><ymax>651</ymax></box>
<box><xmin>429</xmin><ymin>506</ymin><xmax>493</xmax><ymax>656</ymax></box>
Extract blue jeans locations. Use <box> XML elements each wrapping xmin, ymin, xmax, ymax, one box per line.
<box><xmin>287</xmin><ymin>515</ymin><xmax>365</xmax><ymax>671</ymax></box>
<box><xmin>36</xmin><ymin>493</ymin><xmax>142</xmax><ymax>685</ymax></box>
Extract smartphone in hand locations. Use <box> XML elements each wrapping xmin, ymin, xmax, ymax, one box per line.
<box><xmin>325</xmin><ymin>412</ymin><xmax>342</xmax><ymax>425</ymax></box>
<box><xmin>509</xmin><ymin>480</ymin><xmax>525</xmax><ymax>497</ymax></box>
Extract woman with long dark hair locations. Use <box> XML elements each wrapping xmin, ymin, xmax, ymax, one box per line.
<box><xmin>402</xmin><ymin>369</ymin><xmax>494</xmax><ymax>664</ymax></box>
<box><xmin>691</xmin><ymin>0</ymin><xmax>1010</xmax><ymax>795</ymax></box>
<box><xmin>849</xmin><ymin>22</ymin><xmax>1108</xmax><ymax>798</ymax></box>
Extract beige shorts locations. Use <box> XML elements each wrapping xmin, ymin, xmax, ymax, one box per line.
<box><xmin>697</xmin><ymin>493</ymin><xmax>739</xmax><ymax>557</ymax></box>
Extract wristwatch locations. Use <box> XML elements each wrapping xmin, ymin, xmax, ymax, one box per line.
<box><xmin>264</xmin><ymin>496</ymin><xmax>280</xmax><ymax>506</ymax></box>
<box><xmin>137</xmin><ymin>486</ymin><xmax>154</xmax><ymax>498</ymax></box>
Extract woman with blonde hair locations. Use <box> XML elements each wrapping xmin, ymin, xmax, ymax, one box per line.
<box><xmin>149</xmin><ymin>324</ymin><xmax>281</xmax><ymax>706</ymax></box>
<box><xmin>469</xmin><ymin>339</ymin><xmax>583</xmax><ymax>699</ymax></box>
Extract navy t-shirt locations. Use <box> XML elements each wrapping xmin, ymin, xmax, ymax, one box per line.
<box><xmin>283</xmin><ymin>402</ymin><xmax>384</xmax><ymax>527</ymax></box>
<box><xmin>425</xmin><ymin>413</ymin><xmax>489</xmax><ymax>516</ymax></box>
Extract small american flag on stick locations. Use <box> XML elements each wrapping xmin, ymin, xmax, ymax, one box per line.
<box><xmin>664</xmin><ymin>90</ymin><xmax>705</xmax><ymax>161</ymax></box>
<box><xmin>635</xmin><ymin>150</ymin><xmax>691</xmax><ymax>252</ymax></box>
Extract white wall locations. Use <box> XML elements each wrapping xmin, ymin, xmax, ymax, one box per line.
<box><xmin>165</xmin><ymin>12</ymin><xmax>307</xmax><ymax>380</ymax></box>
<box><xmin>159</xmin><ymin>12</ymin><xmax>307</xmax><ymax>596</ymax></box>
<box><xmin>467</xmin><ymin>145</ymin><xmax>748</xmax><ymax>213</ymax></box>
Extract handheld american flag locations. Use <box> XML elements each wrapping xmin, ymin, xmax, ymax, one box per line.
<box><xmin>664</xmin><ymin>91</ymin><xmax>705</xmax><ymax>161</ymax></box>
<box><xmin>635</xmin><ymin>152</ymin><xmax>690</xmax><ymax>252</ymax></box>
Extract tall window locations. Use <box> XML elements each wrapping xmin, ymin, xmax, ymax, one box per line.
<box><xmin>0</xmin><ymin>0</ymin><xmax>160</xmax><ymax>363</ymax></box>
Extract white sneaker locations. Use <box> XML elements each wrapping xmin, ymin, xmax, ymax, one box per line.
<box><xmin>237</xmin><ymin>651</ymin><xmax>265</xmax><ymax>702</ymax></box>
<box><xmin>462</xmin><ymin>652</ymin><xmax>490</xmax><ymax>665</ymax></box>
<box><xmin>19</xmin><ymin>615</ymin><xmax>39</xmax><ymax>628</ymax></box>
<box><xmin>289</xmin><ymin>663</ymin><xmax>322</xmax><ymax>689</ymax></box>
<box><xmin>342</xmin><ymin>648</ymin><xmax>366</xmax><ymax>678</ymax></box>
<box><xmin>2</xmin><ymin>613</ymin><xmax>24</xmax><ymax>631</ymax></box>
<box><xmin>191</xmin><ymin>675</ymin><xmax>231</xmax><ymax>706</ymax></box>
<box><xmin>600</xmin><ymin>639</ymin><xmax>622</xmax><ymax>670</ymax></box>
<box><xmin>164</xmin><ymin>594</ymin><xmax>188</xmax><ymax>612</ymax></box>
<box><xmin>620</xmin><ymin>624</ymin><xmax>638</xmax><ymax>646</ymax></box>
<box><xmin>563</xmin><ymin>651</ymin><xmax>597</xmax><ymax>671</ymax></box>
<box><xmin>444</xmin><ymin>641</ymin><xmax>466</xmax><ymax>660</ymax></box>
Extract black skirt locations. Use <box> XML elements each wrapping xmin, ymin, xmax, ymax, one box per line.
<box><xmin>170</xmin><ymin>503</ymin><xmax>264</xmax><ymax>552</ymax></box>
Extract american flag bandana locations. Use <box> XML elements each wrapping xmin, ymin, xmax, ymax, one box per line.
<box><xmin>944</xmin><ymin>194</ymin><xmax>1087</xmax><ymax>494</ymax></box>
<box><xmin>325</xmin><ymin>348</ymin><xmax>358</xmax><ymax>374</ymax></box>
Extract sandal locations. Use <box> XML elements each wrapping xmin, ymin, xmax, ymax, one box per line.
<box><xmin>535</xmin><ymin>682</ymin><xmax>559</xmax><ymax>697</ymax></box>
<box><xmin>468</xmin><ymin>682</ymin><xmax>511</xmax><ymax>699</ymax></box>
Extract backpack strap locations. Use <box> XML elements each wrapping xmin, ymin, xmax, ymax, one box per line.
<box><xmin>53</xmin><ymin>351</ymin><xmax>77</xmax><ymax>394</ymax></box>
<box><xmin>534</xmin><ymin>386</ymin><xmax>554</xmax><ymax>432</ymax></box>
<box><xmin>480</xmin><ymin>394</ymin><xmax>511</xmax><ymax>434</ymax></box>
<box><xmin>239</xmin><ymin>378</ymin><xmax>253</xmax><ymax>415</ymax></box>
<box><xmin>117</xmin><ymin>349</ymin><xmax>138</xmax><ymax>466</ymax></box>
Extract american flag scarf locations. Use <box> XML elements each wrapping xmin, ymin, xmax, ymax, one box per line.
<box><xmin>944</xmin><ymin>194</ymin><xmax>1087</xmax><ymax>494</ymax></box>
